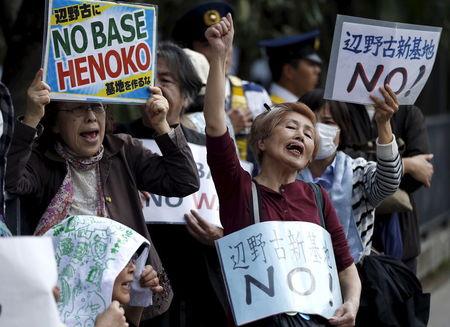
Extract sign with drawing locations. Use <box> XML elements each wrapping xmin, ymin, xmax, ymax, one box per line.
<box><xmin>325</xmin><ymin>15</ymin><xmax>441</xmax><ymax>105</ymax></box>
<box><xmin>45</xmin><ymin>215</ymin><xmax>151</xmax><ymax>327</ymax></box>
<box><xmin>216</xmin><ymin>221</ymin><xmax>342</xmax><ymax>326</ymax></box>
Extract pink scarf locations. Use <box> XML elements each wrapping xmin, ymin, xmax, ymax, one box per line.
<box><xmin>34</xmin><ymin>142</ymin><xmax>107</xmax><ymax>235</ymax></box>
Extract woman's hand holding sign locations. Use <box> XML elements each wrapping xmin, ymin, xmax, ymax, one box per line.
<box><xmin>24</xmin><ymin>69</ymin><xmax>51</xmax><ymax>128</ymax></box>
<box><xmin>370</xmin><ymin>84</ymin><xmax>399</xmax><ymax>144</ymax></box>
<box><xmin>140</xmin><ymin>265</ymin><xmax>163</xmax><ymax>293</ymax></box>
<box><xmin>329</xmin><ymin>263</ymin><xmax>361</xmax><ymax>326</ymax></box>
<box><xmin>329</xmin><ymin>299</ymin><xmax>359</xmax><ymax>327</ymax></box>
<box><xmin>145</xmin><ymin>86</ymin><xmax>171</xmax><ymax>135</ymax></box>
<box><xmin>185</xmin><ymin>209</ymin><xmax>223</xmax><ymax>246</ymax></box>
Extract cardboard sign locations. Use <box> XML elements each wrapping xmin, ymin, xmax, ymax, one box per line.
<box><xmin>141</xmin><ymin>139</ymin><xmax>253</xmax><ymax>227</ymax></box>
<box><xmin>42</xmin><ymin>0</ymin><xmax>157</xmax><ymax>104</ymax></box>
<box><xmin>325</xmin><ymin>15</ymin><xmax>441</xmax><ymax>105</ymax></box>
<box><xmin>0</xmin><ymin>237</ymin><xmax>62</xmax><ymax>327</ymax></box>
<box><xmin>216</xmin><ymin>221</ymin><xmax>343</xmax><ymax>326</ymax></box>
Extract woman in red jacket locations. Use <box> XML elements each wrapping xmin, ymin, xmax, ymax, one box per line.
<box><xmin>202</xmin><ymin>14</ymin><xmax>360</xmax><ymax>327</ymax></box>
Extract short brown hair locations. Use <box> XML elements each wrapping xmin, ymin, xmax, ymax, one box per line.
<box><xmin>249</xmin><ymin>102</ymin><xmax>319</xmax><ymax>164</ymax></box>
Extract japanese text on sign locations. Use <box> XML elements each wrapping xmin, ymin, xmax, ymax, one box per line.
<box><xmin>54</xmin><ymin>3</ymin><xmax>101</xmax><ymax>23</ymax></box>
<box><xmin>324</xmin><ymin>15</ymin><xmax>441</xmax><ymax>105</ymax></box>
<box><xmin>43</xmin><ymin>0</ymin><xmax>157</xmax><ymax>104</ymax></box>
<box><xmin>342</xmin><ymin>33</ymin><xmax>436</xmax><ymax>60</ymax></box>
<box><xmin>216</xmin><ymin>221</ymin><xmax>342</xmax><ymax>326</ymax></box>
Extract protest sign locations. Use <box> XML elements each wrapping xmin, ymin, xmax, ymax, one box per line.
<box><xmin>45</xmin><ymin>216</ymin><xmax>152</xmax><ymax>326</ymax></box>
<box><xmin>141</xmin><ymin>139</ymin><xmax>253</xmax><ymax>227</ymax></box>
<box><xmin>42</xmin><ymin>0</ymin><xmax>157</xmax><ymax>104</ymax></box>
<box><xmin>216</xmin><ymin>221</ymin><xmax>342</xmax><ymax>326</ymax></box>
<box><xmin>0</xmin><ymin>237</ymin><xmax>62</xmax><ymax>327</ymax></box>
<box><xmin>325</xmin><ymin>15</ymin><xmax>441</xmax><ymax>105</ymax></box>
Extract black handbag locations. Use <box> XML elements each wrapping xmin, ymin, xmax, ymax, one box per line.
<box><xmin>356</xmin><ymin>255</ymin><xmax>430</xmax><ymax>327</ymax></box>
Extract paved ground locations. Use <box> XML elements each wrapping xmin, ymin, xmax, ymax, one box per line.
<box><xmin>422</xmin><ymin>263</ymin><xmax>450</xmax><ymax>327</ymax></box>
<box><xmin>428</xmin><ymin>276</ymin><xmax>450</xmax><ymax>327</ymax></box>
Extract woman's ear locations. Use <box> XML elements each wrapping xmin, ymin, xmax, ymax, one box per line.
<box><xmin>258</xmin><ymin>139</ymin><xmax>266</xmax><ymax>152</ymax></box>
<box><xmin>283</xmin><ymin>63</ymin><xmax>296</xmax><ymax>81</ymax></box>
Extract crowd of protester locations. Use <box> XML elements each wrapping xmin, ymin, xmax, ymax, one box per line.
<box><xmin>0</xmin><ymin>2</ymin><xmax>433</xmax><ymax>327</ymax></box>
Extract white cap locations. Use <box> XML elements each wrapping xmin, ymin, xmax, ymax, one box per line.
<box><xmin>183</xmin><ymin>48</ymin><xmax>209</xmax><ymax>95</ymax></box>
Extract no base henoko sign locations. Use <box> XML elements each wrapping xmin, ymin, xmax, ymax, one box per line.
<box><xmin>42</xmin><ymin>0</ymin><xmax>157</xmax><ymax>104</ymax></box>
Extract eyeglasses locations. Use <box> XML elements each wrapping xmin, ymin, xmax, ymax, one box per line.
<box><xmin>58</xmin><ymin>104</ymin><xmax>105</xmax><ymax>117</ymax></box>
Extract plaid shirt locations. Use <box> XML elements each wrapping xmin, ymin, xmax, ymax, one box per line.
<box><xmin>0</xmin><ymin>82</ymin><xmax>14</xmax><ymax>222</ymax></box>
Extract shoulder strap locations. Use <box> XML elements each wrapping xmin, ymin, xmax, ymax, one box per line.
<box><xmin>308</xmin><ymin>182</ymin><xmax>326</xmax><ymax>229</ymax></box>
<box><xmin>251</xmin><ymin>180</ymin><xmax>262</xmax><ymax>224</ymax></box>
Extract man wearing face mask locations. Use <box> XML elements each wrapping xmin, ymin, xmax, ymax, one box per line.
<box><xmin>298</xmin><ymin>88</ymin><xmax>403</xmax><ymax>264</ymax></box>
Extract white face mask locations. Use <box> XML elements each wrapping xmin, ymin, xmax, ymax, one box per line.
<box><xmin>315</xmin><ymin>122</ymin><xmax>339</xmax><ymax>160</ymax></box>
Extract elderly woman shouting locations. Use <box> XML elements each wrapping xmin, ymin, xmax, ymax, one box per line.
<box><xmin>203</xmin><ymin>14</ymin><xmax>360</xmax><ymax>327</ymax></box>
<box><xmin>5</xmin><ymin>69</ymin><xmax>200</xmax><ymax>319</ymax></box>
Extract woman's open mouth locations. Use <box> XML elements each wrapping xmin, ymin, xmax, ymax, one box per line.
<box><xmin>286</xmin><ymin>142</ymin><xmax>305</xmax><ymax>157</ymax></box>
<box><xmin>79</xmin><ymin>130</ymin><xmax>99</xmax><ymax>143</ymax></box>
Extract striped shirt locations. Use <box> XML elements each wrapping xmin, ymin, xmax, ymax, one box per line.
<box><xmin>351</xmin><ymin>137</ymin><xmax>403</xmax><ymax>257</ymax></box>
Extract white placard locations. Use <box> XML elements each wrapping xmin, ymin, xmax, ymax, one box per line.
<box><xmin>141</xmin><ymin>139</ymin><xmax>253</xmax><ymax>227</ymax></box>
<box><xmin>216</xmin><ymin>221</ymin><xmax>342</xmax><ymax>326</ymax></box>
<box><xmin>0</xmin><ymin>237</ymin><xmax>62</xmax><ymax>327</ymax></box>
<box><xmin>325</xmin><ymin>15</ymin><xmax>441</xmax><ymax>105</ymax></box>
<box><xmin>42</xmin><ymin>0</ymin><xmax>157</xmax><ymax>104</ymax></box>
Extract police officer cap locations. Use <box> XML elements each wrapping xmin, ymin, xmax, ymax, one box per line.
<box><xmin>172</xmin><ymin>2</ymin><xmax>234</xmax><ymax>48</ymax></box>
<box><xmin>260</xmin><ymin>30</ymin><xmax>322</xmax><ymax>65</ymax></box>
